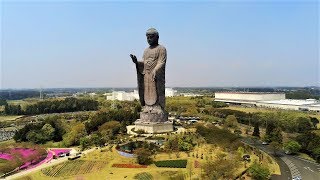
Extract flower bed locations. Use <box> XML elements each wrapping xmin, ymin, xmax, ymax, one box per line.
<box><xmin>194</xmin><ymin>160</ymin><xmax>201</xmax><ymax>168</ymax></box>
<box><xmin>50</xmin><ymin>149</ymin><xmax>71</xmax><ymax>156</ymax></box>
<box><xmin>0</xmin><ymin>153</ymin><xmax>11</xmax><ymax>160</ymax></box>
<box><xmin>0</xmin><ymin>147</ymin><xmax>48</xmax><ymax>176</ymax></box>
<box><xmin>112</xmin><ymin>164</ymin><xmax>147</xmax><ymax>168</ymax></box>
<box><xmin>154</xmin><ymin>160</ymin><xmax>187</xmax><ymax>168</ymax></box>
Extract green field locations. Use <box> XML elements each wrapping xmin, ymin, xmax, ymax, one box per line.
<box><xmin>224</xmin><ymin>106</ymin><xmax>320</xmax><ymax>119</ymax></box>
<box><xmin>7</xmin><ymin>99</ymin><xmax>39</xmax><ymax>110</ymax></box>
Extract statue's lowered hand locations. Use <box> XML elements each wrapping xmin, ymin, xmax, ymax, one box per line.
<box><xmin>130</xmin><ymin>54</ymin><xmax>138</xmax><ymax>64</ymax></box>
<box><xmin>152</xmin><ymin>71</ymin><xmax>156</xmax><ymax>82</ymax></box>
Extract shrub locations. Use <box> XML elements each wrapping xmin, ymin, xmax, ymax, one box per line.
<box><xmin>248</xmin><ymin>162</ymin><xmax>270</xmax><ymax>180</ymax></box>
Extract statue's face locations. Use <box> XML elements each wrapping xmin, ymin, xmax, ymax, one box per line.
<box><xmin>146</xmin><ymin>33</ymin><xmax>158</xmax><ymax>46</ymax></box>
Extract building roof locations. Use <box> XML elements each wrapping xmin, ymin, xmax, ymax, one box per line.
<box><xmin>215</xmin><ymin>92</ymin><xmax>285</xmax><ymax>95</ymax></box>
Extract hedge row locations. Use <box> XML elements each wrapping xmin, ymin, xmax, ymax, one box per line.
<box><xmin>154</xmin><ymin>159</ymin><xmax>187</xmax><ymax>168</ymax></box>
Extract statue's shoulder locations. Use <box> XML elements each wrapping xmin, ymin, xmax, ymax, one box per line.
<box><xmin>157</xmin><ymin>45</ymin><xmax>166</xmax><ymax>54</ymax></box>
<box><xmin>158</xmin><ymin>45</ymin><xmax>166</xmax><ymax>50</ymax></box>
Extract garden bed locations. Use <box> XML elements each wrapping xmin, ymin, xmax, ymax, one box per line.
<box><xmin>42</xmin><ymin>160</ymin><xmax>106</xmax><ymax>177</ymax></box>
<box><xmin>112</xmin><ymin>164</ymin><xmax>147</xmax><ymax>168</ymax></box>
<box><xmin>154</xmin><ymin>160</ymin><xmax>187</xmax><ymax>168</ymax></box>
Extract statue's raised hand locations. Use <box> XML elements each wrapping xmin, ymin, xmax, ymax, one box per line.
<box><xmin>130</xmin><ymin>54</ymin><xmax>138</xmax><ymax>64</ymax></box>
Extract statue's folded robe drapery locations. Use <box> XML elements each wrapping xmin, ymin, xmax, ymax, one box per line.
<box><xmin>135</xmin><ymin>45</ymin><xmax>167</xmax><ymax>109</ymax></box>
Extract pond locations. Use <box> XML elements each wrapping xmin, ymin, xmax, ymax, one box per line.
<box><xmin>116</xmin><ymin>141</ymin><xmax>160</xmax><ymax>154</ymax></box>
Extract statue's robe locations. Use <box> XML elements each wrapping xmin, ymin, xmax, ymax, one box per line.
<box><xmin>135</xmin><ymin>45</ymin><xmax>167</xmax><ymax>109</ymax></box>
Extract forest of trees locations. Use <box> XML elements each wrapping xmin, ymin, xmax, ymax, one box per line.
<box><xmin>286</xmin><ymin>90</ymin><xmax>320</xmax><ymax>99</ymax></box>
<box><xmin>4</xmin><ymin>97</ymin><xmax>98</xmax><ymax>115</ymax></box>
<box><xmin>0</xmin><ymin>90</ymin><xmax>40</xmax><ymax>100</ymax></box>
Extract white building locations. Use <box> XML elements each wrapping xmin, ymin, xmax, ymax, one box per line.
<box><xmin>107</xmin><ymin>88</ymin><xmax>177</xmax><ymax>101</ymax></box>
<box><xmin>256</xmin><ymin>99</ymin><xmax>320</xmax><ymax>111</ymax></box>
<box><xmin>180</xmin><ymin>93</ymin><xmax>202</xmax><ymax>97</ymax></box>
<box><xmin>215</xmin><ymin>92</ymin><xmax>285</xmax><ymax>104</ymax></box>
<box><xmin>214</xmin><ymin>92</ymin><xmax>320</xmax><ymax>112</ymax></box>
<box><xmin>165</xmin><ymin>88</ymin><xmax>177</xmax><ymax>97</ymax></box>
<box><xmin>106</xmin><ymin>90</ymin><xmax>139</xmax><ymax>101</ymax></box>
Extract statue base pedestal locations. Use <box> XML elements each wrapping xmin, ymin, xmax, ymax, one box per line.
<box><xmin>134</xmin><ymin>120</ymin><xmax>173</xmax><ymax>134</ymax></box>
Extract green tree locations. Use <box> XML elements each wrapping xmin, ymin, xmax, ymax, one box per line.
<box><xmin>312</xmin><ymin>147</ymin><xmax>320</xmax><ymax>163</ymax></box>
<box><xmin>164</xmin><ymin>136</ymin><xmax>179</xmax><ymax>152</ymax></box>
<box><xmin>270</xmin><ymin>142</ymin><xmax>282</xmax><ymax>156</ymax></box>
<box><xmin>80</xmin><ymin>136</ymin><xmax>91</xmax><ymax>150</ymax></box>
<box><xmin>41</xmin><ymin>123</ymin><xmax>55</xmax><ymax>141</ymax></box>
<box><xmin>224</xmin><ymin>115</ymin><xmax>238</xmax><ymax>128</ymax></box>
<box><xmin>91</xmin><ymin>133</ymin><xmax>106</xmax><ymax>147</ymax></box>
<box><xmin>202</xmin><ymin>152</ymin><xmax>239</xmax><ymax>179</ymax></box>
<box><xmin>310</xmin><ymin>117</ymin><xmax>319</xmax><ymax>129</ymax></box>
<box><xmin>26</xmin><ymin>130</ymin><xmax>47</xmax><ymax>144</ymax></box>
<box><xmin>211</xmin><ymin>101</ymin><xmax>228</xmax><ymax>108</ymax></box>
<box><xmin>0</xmin><ymin>99</ymin><xmax>8</xmax><ymax>106</ymax></box>
<box><xmin>252</xmin><ymin>123</ymin><xmax>260</xmax><ymax>137</ymax></box>
<box><xmin>135</xmin><ymin>148</ymin><xmax>153</xmax><ymax>165</ymax></box>
<box><xmin>296</xmin><ymin>117</ymin><xmax>312</xmax><ymax>133</ymax></box>
<box><xmin>283</xmin><ymin>140</ymin><xmax>301</xmax><ymax>154</ymax></box>
<box><xmin>63</xmin><ymin>122</ymin><xmax>87</xmax><ymax>146</ymax></box>
<box><xmin>248</xmin><ymin>162</ymin><xmax>270</xmax><ymax>180</ymax></box>
<box><xmin>270</xmin><ymin>127</ymin><xmax>283</xmax><ymax>144</ymax></box>
<box><xmin>178</xmin><ymin>139</ymin><xmax>192</xmax><ymax>151</ymax></box>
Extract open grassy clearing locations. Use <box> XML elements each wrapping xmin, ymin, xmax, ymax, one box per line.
<box><xmin>0</xmin><ymin>139</ymin><xmax>15</xmax><ymax>147</ymax></box>
<box><xmin>224</xmin><ymin>106</ymin><xmax>320</xmax><ymax>118</ymax></box>
<box><xmin>222</xmin><ymin>106</ymin><xmax>273</xmax><ymax>113</ymax></box>
<box><xmin>7</xmin><ymin>99</ymin><xmax>39</xmax><ymax>110</ymax></box>
<box><xmin>0</xmin><ymin>115</ymin><xmax>24</xmax><ymax>122</ymax></box>
<box><xmin>224</xmin><ymin>106</ymin><xmax>320</xmax><ymax>128</ymax></box>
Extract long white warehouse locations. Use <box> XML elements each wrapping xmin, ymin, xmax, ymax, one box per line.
<box><xmin>215</xmin><ymin>92</ymin><xmax>286</xmax><ymax>104</ymax></box>
<box><xmin>214</xmin><ymin>92</ymin><xmax>320</xmax><ymax>112</ymax></box>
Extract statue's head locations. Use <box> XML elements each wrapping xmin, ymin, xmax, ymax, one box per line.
<box><xmin>146</xmin><ymin>28</ymin><xmax>159</xmax><ymax>46</ymax></box>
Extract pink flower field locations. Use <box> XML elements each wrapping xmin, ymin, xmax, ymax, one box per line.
<box><xmin>0</xmin><ymin>147</ymin><xmax>72</xmax><ymax>176</ymax></box>
<box><xmin>0</xmin><ymin>147</ymin><xmax>48</xmax><ymax>170</ymax></box>
<box><xmin>0</xmin><ymin>153</ymin><xmax>11</xmax><ymax>160</ymax></box>
<box><xmin>50</xmin><ymin>148</ymin><xmax>71</xmax><ymax>156</ymax></box>
<box><xmin>0</xmin><ymin>148</ymin><xmax>38</xmax><ymax>160</ymax></box>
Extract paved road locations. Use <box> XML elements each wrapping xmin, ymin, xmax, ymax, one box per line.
<box><xmin>290</xmin><ymin>155</ymin><xmax>320</xmax><ymax>180</ymax></box>
<box><xmin>272</xmin><ymin>156</ymin><xmax>291</xmax><ymax>180</ymax></box>
<box><xmin>242</xmin><ymin>138</ymin><xmax>320</xmax><ymax>180</ymax></box>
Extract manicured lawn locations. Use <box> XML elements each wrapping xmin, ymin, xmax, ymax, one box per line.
<box><xmin>19</xmin><ymin>144</ymin><xmax>281</xmax><ymax>180</ymax></box>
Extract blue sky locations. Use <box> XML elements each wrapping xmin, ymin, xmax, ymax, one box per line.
<box><xmin>1</xmin><ymin>0</ymin><xmax>319</xmax><ymax>88</ymax></box>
